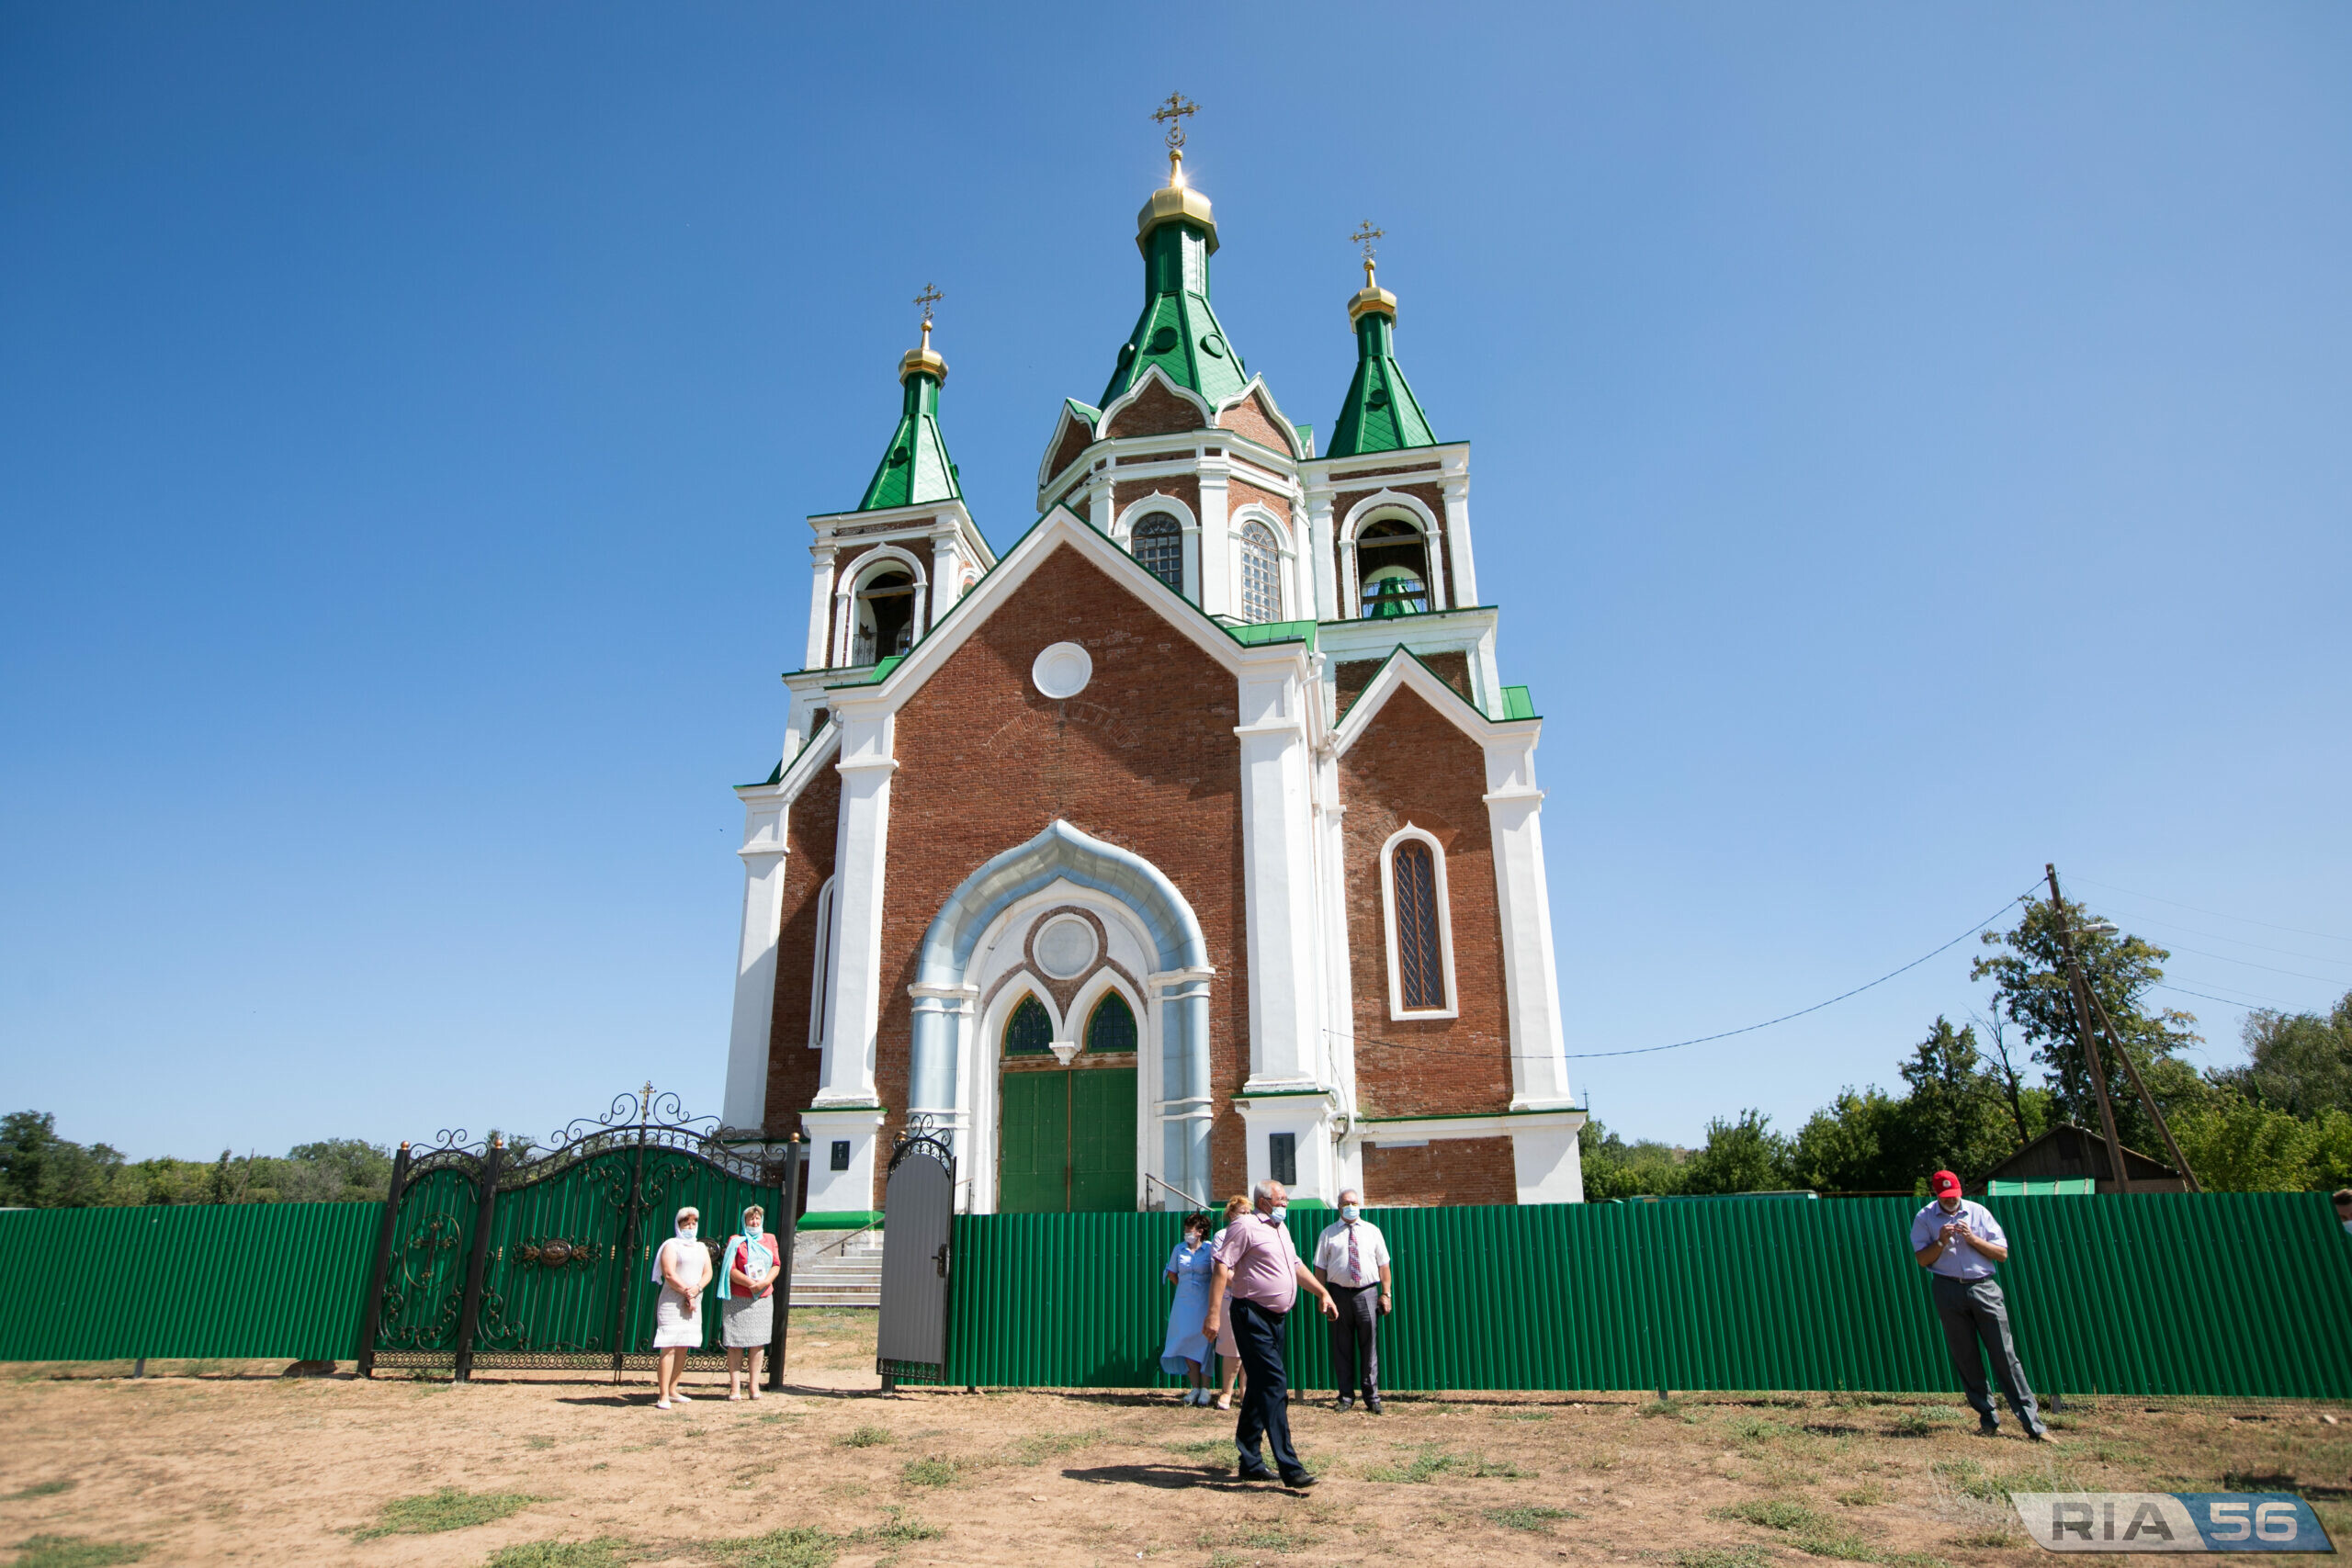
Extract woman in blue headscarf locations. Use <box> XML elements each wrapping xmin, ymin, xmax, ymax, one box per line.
<box><xmin>1159</xmin><ymin>1212</ymin><xmax>1216</xmax><ymax>1404</ymax></box>
<box><xmin>718</xmin><ymin>1202</ymin><xmax>782</xmax><ymax>1400</ymax></box>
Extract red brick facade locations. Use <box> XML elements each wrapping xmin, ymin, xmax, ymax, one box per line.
<box><xmin>1360</xmin><ymin>1135</ymin><xmax>1517</xmax><ymax>1208</ymax></box>
<box><xmin>1113</xmin><ymin>476</ymin><xmax>1201</xmax><ymax>525</ymax></box>
<box><xmin>1046</xmin><ymin>417</ymin><xmax>1093</xmax><ymax>485</ymax></box>
<box><xmin>1217</xmin><ymin>389</ymin><xmax>1292</xmax><ymax>455</ymax></box>
<box><xmin>1335</xmin><ymin>684</ymin><xmax>1512</xmax><ymax>1120</ymax></box>
<box><xmin>1104</xmin><ymin>378</ymin><xmax>1208</xmax><ymax>439</ymax></box>
<box><xmin>761</xmin><ymin>761</ymin><xmax>840</xmax><ymax>1137</ymax></box>
<box><xmin>862</xmin><ymin>544</ymin><xmax>1255</xmax><ymax>1206</ymax></box>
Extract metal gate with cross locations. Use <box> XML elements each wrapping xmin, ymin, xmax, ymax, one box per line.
<box><xmin>356</xmin><ymin>1086</ymin><xmax>805</xmax><ymax>1383</ymax></box>
<box><xmin>876</xmin><ymin>1122</ymin><xmax>955</xmax><ymax>1386</ymax></box>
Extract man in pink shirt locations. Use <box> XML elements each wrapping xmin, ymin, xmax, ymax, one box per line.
<box><xmin>1202</xmin><ymin>1179</ymin><xmax>1339</xmax><ymax>1488</ymax></box>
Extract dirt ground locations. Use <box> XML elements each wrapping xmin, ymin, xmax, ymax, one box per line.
<box><xmin>4</xmin><ymin>1307</ymin><xmax>2346</xmax><ymax>1568</ymax></box>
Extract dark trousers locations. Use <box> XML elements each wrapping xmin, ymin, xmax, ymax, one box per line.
<box><xmin>1329</xmin><ymin>1283</ymin><xmax>1379</xmax><ymax>1398</ymax></box>
<box><xmin>1228</xmin><ymin>1297</ymin><xmax>1300</xmax><ymax>1474</ymax></box>
<box><xmin>1931</xmin><ymin>1274</ymin><xmax>2041</xmax><ymax>1431</ymax></box>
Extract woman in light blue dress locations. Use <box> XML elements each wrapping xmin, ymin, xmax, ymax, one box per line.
<box><xmin>1159</xmin><ymin>1213</ymin><xmax>1216</xmax><ymax>1404</ymax></box>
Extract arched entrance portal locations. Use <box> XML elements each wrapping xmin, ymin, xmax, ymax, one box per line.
<box><xmin>907</xmin><ymin>820</ymin><xmax>1212</xmax><ymax>1212</ymax></box>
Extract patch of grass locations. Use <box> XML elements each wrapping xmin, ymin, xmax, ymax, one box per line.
<box><xmin>1676</xmin><ymin>1548</ymin><xmax>1774</xmax><ymax>1568</ymax></box>
<box><xmin>1488</xmin><ymin>1505</ymin><xmax>1578</xmax><ymax>1533</ymax></box>
<box><xmin>1165</xmin><ymin>1438</ymin><xmax>1234</xmax><ymax>1458</ymax></box>
<box><xmin>1230</xmin><ymin>1519</ymin><xmax>1317</xmax><ymax>1551</ymax></box>
<box><xmin>857</xmin><ymin>1507</ymin><xmax>942</xmax><ymax>1546</ymax></box>
<box><xmin>350</xmin><ymin>1487</ymin><xmax>537</xmax><ymax>1541</ymax></box>
<box><xmin>526</xmin><ymin>1436</ymin><xmax>557</xmax><ymax>1450</ymax></box>
<box><xmin>1792</xmin><ymin>1530</ymin><xmax>1947</xmax><ymax>1567</ymax></box>
<box><xmin>9</xmin><ymin>1539</ymin><xmax>150</xmax><ymax>1568</ymax></box>
<box><xmin>836</xmin><ymin>1423</ymin><xmax>893</xmax><ymax>1449</ymax></box>
<box><xmin>1726</xmin><ymin>1414</ymin><xmax>1782</xmax><ymax>1443</ymax></box>
<box><xmin>1011</xmin><ymin>1427</ymin><xmax>1101</xmax><ymax>1464</ymax></box>
<box><xmin>1498</xmin><ymin>1408</ymin><xmax>1554</xmax><ymax>1422</ymax></box>
<box><xmin>485</xmin><ymin>1541</ymin><xmax>636</xmax><ymax>1568</ymax></box>
<box><xmin>1716</xmin><ymin>1499</ymin><xmax>1827</xmax><ymax>1531</ymax></box>
<box><xmin>1643</xmin><ymin>1396</ymin><xmax>1691</xmax><ymax>1420</ymax></box>
<box><xmin>707</xmin><ymin>1526</ymin><xmax>840</xmax><ymax>1568</ymax></box>
<box><xmin>1361</xmin><ymin>1444</ymin><xmax>1527</xmax><ymax>1483</ymax></box>
<box><xmin>1950</xmin><ymin>1527</ymin><xmax>2022</xmax><ymax>1549</ymax></box>
<box><xmin>2</xmin><ymin>1481</ymin><xmax>76</xmax><ymax>1502</ymax></box>
<box><xmin>1837</xmin><ymin>1485</ymin><xmax>1886</xmax><ymax>1507</ymax></box>
<box><xmin>1887</xmin><ymin>1412</ymin><xmax>1939</xmax><ymax>1438</ymax></box>
<box><xmin>898</xmin><ymin>1456</ymin><xmax>959</xmax><ymax>1488</ymax></box>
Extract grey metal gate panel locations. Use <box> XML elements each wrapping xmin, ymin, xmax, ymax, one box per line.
<box><xmin>876</xmin><ymin>1132</ymin><xmax>954</xmax><ymax>1382</ymax></box>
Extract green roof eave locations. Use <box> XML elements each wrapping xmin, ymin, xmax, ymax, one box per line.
<box><xmin>1502</xmin><ymin>684</ymin><xmax>1537</xmax><ymax>720</ymax></box>
<box><xmin>1227</xmin><ymin>618</ymin><xmax>1317</xmax><ymax>651</ymax></box>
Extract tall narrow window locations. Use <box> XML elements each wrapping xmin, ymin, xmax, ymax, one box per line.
<box><xmin>1003</xmin><ymin>995</ymin><xmax>1053</xmax><ymax>1056</ymax></box>
<box><xmin>853</xmin><ymin>569</ymin><xmax>917</xmax><ymax>664</ymax></box>
<box><xmin>1084</xmin><ymin>992</ymin><xmax>1137</xmax><ymax>1055</ymax></box>
<box><xmin>1390</xmin><ymin>840</ymin><xmax>1446</xmax><ymax>1010</ymax></box>
<box><xmin>1132</xmin><ymin>513</ymin><xmax>1183</xmax><ymax>592</ymax></box>
<box><xmin>806</xmin><ymin>876</ymin><xmax>837</xmax><ymax>1050</ymax></box>
<box><xmin>1268</xmin><ymin>1132</ymin><xmax>1297</xmax><ymax>1187</ymax></box>
<box><xmin>1239</xmin><ymin>523</ymin><xmax>1281</xmax><ymax>623</ymax></box>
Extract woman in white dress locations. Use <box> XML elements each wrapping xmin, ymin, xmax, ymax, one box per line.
<box><xmin>651</xmin><ymin>1205</ymin><xmax>711</xmax><ymax>1410</ymax></box>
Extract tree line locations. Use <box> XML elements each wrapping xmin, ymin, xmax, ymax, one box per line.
<box><xmin>1581</xmin><ymin>893</ymin><xmax>2352</xmax><ymax>1200</ymax></box>
<box><xmin>0</xmin><ymin>1117</ymin><xmax>397</xmax><ymax>1209</ymax></box>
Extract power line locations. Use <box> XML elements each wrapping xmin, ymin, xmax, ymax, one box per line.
<box><xmin>2153</xmin><ymin>982</ymin><xmax>2300</xmax><ymax>1012</ymax></box>
<box><xmin>2068</xmin><ymin>908</ymin><xmax>2352</xmax><ymax>970</ymax></box>
<box><xmin>2150</xmin><ymin>943</ymin><xmax>2352</xmax><ymax>986</ymax></box>
<box><xmin>1559</xmin><ymin>890</ymin><xmax>2032</xmax><ymax>1060</ymax></box>
<box><xmin>2069</xmin><ymin>875</ymin><xmax>2352</xmax><ymax>945</ymax></box>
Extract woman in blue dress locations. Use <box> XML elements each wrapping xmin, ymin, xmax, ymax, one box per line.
<box><xmin>1159</xmin><ymin>1212</ymin><xmax>1217</xmax><ymax>1404</ymax></box>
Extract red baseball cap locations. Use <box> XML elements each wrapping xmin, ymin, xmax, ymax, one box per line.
<box><xmin>1929</xmin><ymin>1170</ymin><xmax>1962</xmax><ymax>1197</ymax></box>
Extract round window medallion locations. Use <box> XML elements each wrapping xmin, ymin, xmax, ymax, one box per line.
<box><xmin>1031</xmin><ymin>641</ymin><xmax>1092</xmax><ymax>699</ymax></box>
<box><xmin>1035</xmin><ymin>916</ymin><xmax>1098</xmax><ymax>979</ymax></box>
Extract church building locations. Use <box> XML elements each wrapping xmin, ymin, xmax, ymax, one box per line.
<box><xmin>718</xmin><ymin>122</ymin><xmax>1585</xmax><ymax>1222</ymax></box>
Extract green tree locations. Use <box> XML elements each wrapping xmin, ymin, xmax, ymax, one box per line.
<box><xmin>1786</xmin><ymin>1088</ymin><xmax>1907</xmax><ymax>1194</ymax></box>
<box><xmin>1972</xmin><ymin>896</ymin><xmax>2204</xmax><ymax>1152</ymax></box>
<box><xmin>1682</xmin><ymin>1110</ymin><xmax>1792</xmax><ymax>1194</ymax></box>
<box><xmin>2167</xmin><ymin>1095</ymin><xmax>2352</xmax><ymax>1192</ymax></box>
<box><xmin>1576</xmin><ymin>1119</ymin><xmax>1689</xmax><ymax>1201</ymax></box>
<box><xmin>2210</xmin><ymin>991</ymin><xmax>2352</xmax><ymax>1120</ymax></box>
<box><xmin>1894</xmin><ymin>1016</ymin><xmax>2020</xmax><ymax>1182</ymax></box>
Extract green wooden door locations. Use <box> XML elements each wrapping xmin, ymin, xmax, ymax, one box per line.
<box><xmin>1070</xmin><ymin>1067</ymin><xmax>1136</xmax><ymax>1212</ymax></box>
<box><xmin>1000</xmin><ymin>1072</ymin><xmax>1067</xmax><ymax>1213</ymax></box>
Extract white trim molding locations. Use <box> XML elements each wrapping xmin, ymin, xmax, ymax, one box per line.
<box><xmin>1377</xmin><ymin>823</ymin><xmax>1459</xmax><ymax>1021</ymax></box>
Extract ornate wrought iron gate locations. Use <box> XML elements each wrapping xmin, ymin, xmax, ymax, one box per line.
<box><xmin>876</xmin><ymin>1125</ymin><xmax>955</xmax><ymax>1386</ymax></box>
<box><xmin>356</xmin><ymin>1087</ymin><xmax>804</xmax><ymax>1383</ymax></box>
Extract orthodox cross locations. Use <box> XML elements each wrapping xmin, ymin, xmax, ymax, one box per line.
<box><xmin>1351</xmin><ymin>220</ymin><xmax>1385</xmax><ymax>283</ymax></box>
<box><xmin>1151</xmin><ymin>92</ymin><xmax>1199</xmax><ymax>151</ymax></box>
<box><xmin>913</xmin><ymin>282</ymin><xmax>943</xmax><ymax>349</ymax></box>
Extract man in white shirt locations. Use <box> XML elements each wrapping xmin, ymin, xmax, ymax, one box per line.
<box><xmin>1910</xmin><ymin>1168</ymin><xmax>2046</xmax><ymax>1440</ymax></box>
<box><xmin>1312</xmin><ymin>1189</ymin><xmax>1392</xmax><ymax>1414</ymax></box>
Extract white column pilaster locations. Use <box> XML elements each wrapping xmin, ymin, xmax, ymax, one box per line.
<box><xmin>1441</xmin><ymin>472</ymin><xmax>1478</xmax><ymax>606</ymax></box>
<box><xmin>1482</xmin><ymin>729</ymin><xmax>1574</xmax><ymax>1110</ymax></box>
<box><xmin>1197</xmin><ymin>458</ymin><xmax>1232</xmax><ymax>617</ymax></box>
<box><xmin>814</xmin><ymin>707</ymin><xmax>897</xmax><ymax>1109</ymax></box>
<box><xmin>928</xmin><ymin>525</ymin><xmax>962</xmax><ymax>617</ymax></box>
<box><xmin>721</xmin><ymin>786</ymin><xmax>790</xmax><ymax>1132</ymax></box>
<box><xmin>1235</xmin><ymin>663</ymin><xmax>1320</xmax><ymax>1091</ymax></box>
<box><xmin>806</xmin><ymin>545</ymin><xmax>838</xmax><ymax>669</ymax></box>
<box><xmin>1305</xmin><ymin>488</ymin><xmax>1335</xmax><ymax>623</ymax></box>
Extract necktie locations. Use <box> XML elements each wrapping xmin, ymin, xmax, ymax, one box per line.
<box><xmin>1346</xmin><ymin>1224</ymin><xmax>1360</xmax><ymax>1284</ymax></box>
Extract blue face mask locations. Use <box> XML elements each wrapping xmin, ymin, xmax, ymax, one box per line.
<box><xmin>745</xmin><ymin>1222</ymin><xmax>763</xmax><ymax>1238</ymax></box>
<box><xmin>1266</xmin><ymin>1205</ymin><xmax>1287</xmax><ymax>1224</ymax></box>
<box><xmin>1340</xmin><ymin>1205</ymin><xmax>1361</xmax><ymax>1222</ymax></box>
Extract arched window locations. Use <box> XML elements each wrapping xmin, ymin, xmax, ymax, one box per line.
<box><xmin>1003</xmin><ymin>995</ymin><xmax>1053</xmax><ymax>1056</ymax></box>
<box><xmin>1084</xmin><ymin>992</ymin><xmax>1137</xmax><ymax>1055</ymax></box>
<box><xmin>1358</xmin><ymin>519</ymin><xmax>1430</xmax><ymax>617</ymax></box>
<box><xmin>1239</xmin><ymin>523</ymin><xmax>1281</xmax><ymax>624</ymax></box>
<box><xmin>853</xmin><ymin>569</ymin><xmax>917</xmax><ymax>664</ymax></box>
<box><xmin>1132</xmin><ymin>513</ymin><xmax>1183</xmax><ymax>592</ymax></box>
<box><xmin>806</xmin><ymin>876</ymin><xmax>837</xmax><ymax>1051</ymax></box>
<box><xmin>1388</xmin><ymin>839</ymin><xmax>1449</xmax><ymax>1013</ymax></box>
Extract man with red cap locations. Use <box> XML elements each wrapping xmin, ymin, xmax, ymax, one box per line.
<box><xmin>1910</xmin><ymin>1169</ymin><xmax>2047</xmax><ymax>1440</ymax></box>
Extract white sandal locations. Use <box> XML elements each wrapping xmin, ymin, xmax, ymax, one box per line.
<box><xmin>655</xmin><ymin>1399</ymin><xmax>672</xmax><ymax>1411</ymax></box>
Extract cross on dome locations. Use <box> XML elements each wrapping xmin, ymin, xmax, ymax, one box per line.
<box><xmin>1151</xmin><ymin>92</ymin><xmax>1199</xmax><ymax>185</ymax></box>
<box><xmin>1351</xmin><ymin>220</ymin><xmax>1385</xmax><ymax>286</ymax></box>
<box><xmin>913</xmin><ymin>282</ymin><xmax>943</xmax><ymax>350</ymax></box>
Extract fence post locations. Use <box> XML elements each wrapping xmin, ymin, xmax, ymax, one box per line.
<box><xmin>766</xmin><ymin>1134</ymin><xmax>804</xmax><ymax>1393</ymax></box>
<box><xmin>356</xmin><ymin>1142</ymin><xmax>411</xmax><ymax>1379</ymax></box>
<box><xmin>452</xmin><ymin>1138</ymin><xmax>504</xmax><ymax>1383</ymax></box>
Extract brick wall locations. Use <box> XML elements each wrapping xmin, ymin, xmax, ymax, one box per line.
<box><xmin>1112</xmin><ymin>476</ymin><xmax>1201</xmax><ymax>525</ymax></box>
<box><xmin>1336</xmin><ymin>683</ymin><xmax>1512</xmax><ymax>1119</ymax></box>
<box><xmin>1217</xmin><ymin>389</ymin><xmax>1292</xmax><ymax>456</ymax></box>
<box><xmin>1333</xmin><ymin>651</ymin><xmax>1470</xmax><ymax>722</ymax></box>
<box><xmin>1105</xmin><ymin>378</ymin><xmax>1207</xmax><ymax>439</ymax></box>
<box><xmin>761</xmin><ymin>761</ymin><xmax>842</xmax><ymax>1134</ymax></box>
<box><xmin>865</xmin><ymin>543</ymin><xmax>1252</xmax><ymax>1205</ymax></box>
<box><xmin>1046</xmin><ymin>417</ymin><xmax>1094</xmax><ymax>486</ymax></box>
<box><xmin>1360</xmin><ymin>1135</ymin><xmax>1517</xmax><ymax>1207</ymax></box>
<box><xmin>1227</xmin><ymin>475</ymin><xmax>1292</xmax><ymax>529</ymax></box>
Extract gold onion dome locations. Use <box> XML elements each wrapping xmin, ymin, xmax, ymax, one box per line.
<box><xmin>1136</xmin><ymin>150</ymin><xmax>1218</xmax><ymax>255</ymax></box>
<box><xmin>1348</xmin><ymin>256</ymin><xmax>1397</xmax><ymax>324</ymax></box>
<box><xmin>899</xmin><ymin>318</ymin><xmax>947</xmax><ymax>384</ymax></box>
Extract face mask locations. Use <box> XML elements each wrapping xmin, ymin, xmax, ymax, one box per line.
<box><xmin>745</xmin><ymin>1223</ymin><xmax>763</xmax><ymax>1238</ymax></box>
<box><xmin>1340</xmin><ymin>1205</ymin><xmax>1361</xmax><ymax>1222</ymax></box>
<box><xmin>1266</xmin><ymin>1205</ymin><xmax>1287</xmax><ymax>1224</ymax></box>
<box><xmin>678</xmin><ymin>1224</ymin><xmax>697</xmax><ymax>1239</ymax></box>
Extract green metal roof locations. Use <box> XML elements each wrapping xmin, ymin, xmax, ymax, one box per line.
<box><xmin>1226</xmin><ymin>618</ymin><xmax>1317</xmax><ymax>651</ymax></box>
<box><xmin>1327</xmin><ymin>309</ymin><xmax>1437</xmax><ymax>458</ymax></box>
<box><xmin>855</xmin><ymin>366</ymin><xmax>961</xmax><ymax>513</ymax></box>
<box><xmin>1501</xmin><ymin>684</ymin><xmax>1536</xmax><ymax>720</ymax></box>
<box><xmin>1098</xmin><ymin>219</ymin><xmax>1252</xmax><ymax>411</ymax></box>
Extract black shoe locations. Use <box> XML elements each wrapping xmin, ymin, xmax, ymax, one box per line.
<box><xmin>1977</xmin><ymin>1415</ymin><xmax>2000</xmax><ymax>1437</ymax></box>
<box><xmin>1281</xmin><ymin>1468</ymin><xmax>1317</xmax><ymax>1489</ymax></box>
<box><xmin>1334</xmin><ymin>1395</ymin><xmax>1354</xmax><ymax>1412</ymax></box>
<box><xmin>1365</xmin><ymin>1395</ymin><xmax>1385</xmax><ymax>1414</ymax></box>
<box><xmin>1236</xmin><ymin>1461</ymin><xmax>1276</xmax><ymax>1483</ymax></box>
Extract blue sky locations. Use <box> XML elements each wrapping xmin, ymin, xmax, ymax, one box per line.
<box><xmin>4</xmin><ymin>3</ymin><xmax>2347</xmax><ymax>1161</ymax></box>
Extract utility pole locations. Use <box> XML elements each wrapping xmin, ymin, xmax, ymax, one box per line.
<box><xmin>2046</xmin><ymin>864</ymin><xmax>2132</xmax><ymax>1195</ymax></box>
<box><xmin>2083</xmin><ymin>962</ymin><xmax>2203</xmax><ymax>1194</ymax></box>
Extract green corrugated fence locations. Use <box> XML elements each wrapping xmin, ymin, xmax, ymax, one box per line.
<box><xmin>0</xmin><ymin>1203</ymin><xmax>378</xmax><ymax>1363</ymax></box>
<box><xmin>944</xmin><ymin>1193</ymin><xmax>2352</xmax><ymax>1398</ymax></box>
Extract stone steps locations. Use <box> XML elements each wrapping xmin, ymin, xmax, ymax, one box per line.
<box><xmin>789</xmin><ymin>1229</ymin><xmax>884</xmax><ymax>1308</ymax></box>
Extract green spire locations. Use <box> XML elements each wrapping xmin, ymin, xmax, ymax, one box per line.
<box><xmin>1326</xmin><ymin>261</ymin><xmax>1436</xmax><ymax>459</ymax></box>
<box><xmin>1097</xmin><ymin>172</ymin><xmax>1252</xmax><ymax>411</ymax></box>
<box><xmin>855</xmin><ymin>302</ymin><xmax>961</xmax><ymax>513</ymax></box>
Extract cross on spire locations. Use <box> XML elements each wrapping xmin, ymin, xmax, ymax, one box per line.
<box><xmin>913</xmin><ymin>283</ymin><xmax>943</xmax><ymax>349</ymax></box>
<box><xmin>1152</xmin><ymin>92</ymin><xmax>1199</xmax><ymax>185</ymax></box>
<box><xmin>1351</xmin><ymin>220</ymin><xmax>1385</xmax><ymax>284</ymax></box>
